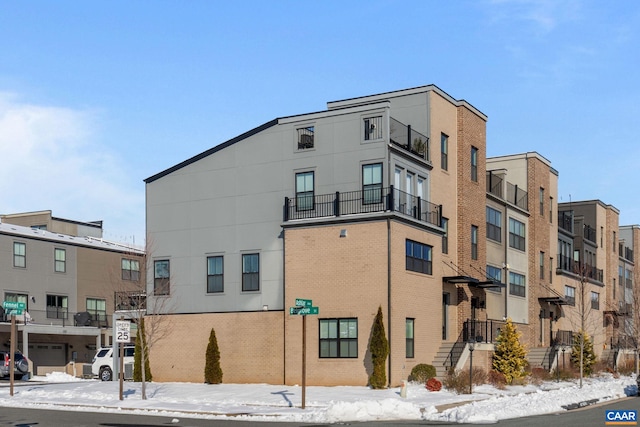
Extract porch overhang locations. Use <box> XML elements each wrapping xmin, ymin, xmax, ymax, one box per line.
<box><xmin>538</xmin><ymin>296</ymin><xmax>569</xmax><ymax>305</ymax></box>
<box><xmin>476</xmin><ymin>279</ymin><xmax>506</xmax><ymax>289</ymax></box>
<box><xmin>443</xmin><ymin>275</ymin><xmax>478</xmax><ymax>284</ymax></box>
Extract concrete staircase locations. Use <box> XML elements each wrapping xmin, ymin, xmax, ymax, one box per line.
<box><xmin>432</xmin><ymin>342</ymin><xmax>457</xmax><ymax>379</ymax></box>
<box><xmin>527</xmin><ymin>347</ymin><xmax>554</xmax><ymax>371</ymax></box>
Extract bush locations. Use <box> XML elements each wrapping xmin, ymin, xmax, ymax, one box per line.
<box><xmin>408</xmin><ymin>364</ymin><xmax>436</xmax><ymax>383</ymax></box>
<box><xmin>368</xmin><ymin>306</ymin><xmax>389</xmax><ymax>389</ymax></box>
<box><xmin>442</xmin><ymin>368</ymin><xmax>486</xmax><ymax>394</ymax></box>
<box><xmin>617</xmin><ymin>359</ymin><xmax>637</xmax><ymax>376</ymax></box>
<box><xmin>426</xmin><ymin>377</ymin><xmax>442</xmax><ymax>391</ymax></box>
<box><xmin>204</xmin><ymin>328</ymin><xmax>223</xmax><ymax>384</ymax></box>
<box><xmin>487</xmin><ymin>370</ymin><xmax>507</xmax><ymax>389</ymax></box>
<box><xmin>528</xmin><ymin>367</ymin><xmax>551</xmax><ymax>385</ymax></box>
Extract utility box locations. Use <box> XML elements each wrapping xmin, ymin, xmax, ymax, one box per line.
<box><xmin>124</xmin><ymin>363</ymin><xmax>134</xmax><ymax>380</ymax></box>
<box><xmin>82</xmin><ymin>364</ymin><xmax>93</xmax><ymax>378</ymax></box>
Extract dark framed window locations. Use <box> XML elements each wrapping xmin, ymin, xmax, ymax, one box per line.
<box><xmin>362</xmin><ymin>163</ymin><xmax>382</xmax><ymax>204</ymax></box>
<box><xmin>154</xmin><ymin>260</ymin><xmax>170</xmax><ymax>295</ymax></box>
<box><xmin>539</xmin><ymin>187</ymin><xmax>545</xmax><ymax>215</ymax></box>
<box><xmin>565</xmin><ymin>285</ymin><xmax>575</xmax><ymax>305</ymax></box>
<box><xmin>319</xmin><ymin>318</ymin><xmax>358</xmax><ymax>358</ymax></box>
<box><xmin>539</xmin><ymin>251</ymin><xmax>545</xmax><ymax>279</ymax></box>
<box><xmin>54</xmin><ymin>248</ymin><xmax>66</xmax><ymax>273</ymax></box>
<box><xmin>363</xmin><ymin>116</ymin><xmax>383</xmax><ymax>141</ymax></box>
<box><xmin>440</xmin><ymin>133</ymin><xmax>448</xmax><ymax>171</ymax></box>
<box><xmin>46</xmin><ymin>294</ymin><xmax>68</xmax><ymax>319</ymax></box>
<box><xmin>441</xmin><ymin>217</ymin><xmax>449</xmax><ymax>254</ymax></box>
<box><xmin>406</xmin><ymin>239</ymin><xmax>432</xmax><ymax>275</ymax></box>
<box><xmin>86</xmin><ymin>298</ymin><xmax>106</xmax><ymax>323</ymax></box>
<box><xmin>207</xmin><ymin>256</ymin><xmax>224</xmax><ymax>293</ymax></box>
<box><xmin>4</xmin><ymin>293</ymin><xmax>28</xmax><ymax>311</ymax></box>
<box><xmin>295</xmin><ymin>171</ymin><xmax>314</xmax><ymax>211</ymax></box>
<box><xmin>242</xmin><ymin>253</ymin><xmax>259</xmax><ymax>291</ymax></box>
<box><xmin>406</xmin><ymin>318</ymin><xmax>415</xmax><ymax>358</ymax></box>
<box><xmin>591</xmin><ymin>292</ymin><xmax>600</xmax><ymax>310</ymax></box>
<box><xmin>122</xmin><ymin>258</ymin><xmax>140</xmax><ymax>281</ymax></box>
<box><xmin>486</xmin><ymin>207</ymin><xmax>502</xmax><ymax>242</ymax></box>
<box><xmin>471</xmin><ymin>146</ymin><xmax>478</xmax><ymax>182</ymax></box>
<box><xmin>297</xmin><ymin>126</ymin><xmax>314</xmax><ymax>150</ymax></box>
<box><xmin>471</xmin><ymin>225</ymin><xmax>478</xmax><ymax>260</ymax></box>
<box><xmin>509</xmin><ymin>218</ymin><xmax>526</xmax><ymax>251</ymax></box>
<box><xmin>486</xmin><ymin>265</ymin><xmax>502</xmax><ymax>292</ymax></box>
<box><xmin>13</xmin><ymin>242</ymin><xmax>26</xmax><ymax>268</ymax></box>
<box><xmin>509</xmin><ymin>272</ymin><xmax>526</xmax><ymax>297</ymax></box>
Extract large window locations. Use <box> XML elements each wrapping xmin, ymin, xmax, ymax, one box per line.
<box><xmin>4</xmin><ymin>293</ymin><xmax>28</xmax><ymax>310</ymax></box>
<box><xmin>242</xmin><ymin>253</ymin><xmax>260</xmax><ymax>291</ymax></box>
<box><xmin>297</xmin><ymin>126</ymin><xmax>314</xmax><ymax>150</ymax></box>
<box><xmin>122</xmin><ymin>258</ymin><xmax>140</xmax><ymax>281</ymax></box>
<box><xmin>471</xmin><ymin>146</ymin><xmax>478</xmax><ymax>182</ymax></box>
<box><xmin>406</xmin><ymin>240</ymin><xmax>433</xmax><ymax>275</ymax></box>
<box><xmin>319</xmin><ymin>318</ymin><xmax>358</xmax><ymax>358</ymax></box>
<box><xmin>565</xmin><ymin>285</ymin><xmax>576</xmax><ymax>305</ymax></box>
<box><xmin>509</xmin><ymin>272</ymin><xmax>526</xmax><ymax>297</ymax></box>
<box><xmin>486</xmin><ymin>265</ymin><xmax>502</xmax><ymax>292</ymax></box>
<box><xmin>13</xmin><ymin>242</ymin><xmax>26</xmax><ymax>268</ymax></box>
<box><xmin>86</xmin><ymin>298</ymin><xmax>106</xmax><ymax>323</ymax></box>
<box><xmin>509</xmin><ymin>218</ymin><xmax>526</xmax><ymax>251</ymax></box>
<box><xmin>539</xmin><ymin>187</ymin><xmax>545</xmax><ymax>215</ymax></box>
<box><xmin>154</xmin><ymin>260</ymin><xmax>170</xmax><ymax>295</ymax></box>
<box><xmin>440</xmin><ymin>133</ymin><xmax>448</xmax><ymax>171</ymax></box>
<box><xmin>54</xmin><ymin>248</ymin><xmax>66</xmax><ymax>273</ymax></box>
<box><xmin>441</xmin><ymin>217</ymin><xmax>449</xmax><ymax>254</ymax></box>
<box><xmin>47</xmin><ymin>294</ymin><xmax>68</xmax><ymax>319</ymax></box>
<box><xmin>486</xmin><ymin>207</ymin><xmax>502</xmax><ymax>242</ymax></box>
<box><xmin>207</xmin><ymin>256</ymin><xmax>224</xmax><ymax>293</ymax></box>
<box><xmin>591</xmin><ymin>292</ymin><xmax>600</xmax><ymax>310</ymax></box>
<box><xmin>363</xmin><ymin>116</ymin><xmax>383</xmax><ymax>141</ymax></box>
<box><xmin>471</xmin><ymin>225</ymin><xmax>478</xmax><ymax>260</ymax></box>
<box><xmin>362</xmin><ymin>163</ymin><xmax>382</xmax><ymax>204</ymax></box>
<box><xmin>295</xmin><ymin>171</ymin><xmax>314</xmax><ymax>211</ymax></box>
<box><xmin>406</xmin><ymin>318</ymin><xmax>415</xmax><ymax>358</ymax></box>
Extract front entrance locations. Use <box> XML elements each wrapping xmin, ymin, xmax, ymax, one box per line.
<box><xmin>442</xmin><ymin>293</ymin><xmax>450</xmax><ymax>340</ymax></box>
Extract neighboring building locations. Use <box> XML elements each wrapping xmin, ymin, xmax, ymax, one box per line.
<box><xmin>1</xmin><ymin>210</ymin><xmax>103</xmax><ymax>238</ymax></box>
<box><xmin>0</xmin><ymin>213</ymin><xmax>144</xmax><ymax>374</ymax></box>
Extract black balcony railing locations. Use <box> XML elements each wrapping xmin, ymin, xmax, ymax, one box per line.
<box><xmin>463</xmin><ymin>319</ymin><xmax>505</xmax><ymax>343</ymax></box>
<box><xmin>284</xmin><ymin>186</ymin><xmax>442</xmax><ymax>227</ymax></box>
<box><xmin>486</xmin><ymin>171</ymin><xmax>503</xmax><ymax>198</ymax></box>
<box><xmin>556</xmin><ymin>256</ymin><xmax>604</xmax><ymax>282</ymax></box>
<box><xmin>389</xmin><ymin>118</ymin><xmax>430</xmax><ymax>161</ymax></box>
<box><xmin>0</xmin><ymin>308</ymin><xmax>109</xmax><ymax>328</ymax></box>
<box><xmin>506</xmin><ymin>182</ymin><xmax>528</xmax><ymax>210</ymax></box>
<box><xmin>583</xmin><ymin>225</ymin><xmax>596</xmax><ymax>243</ymax></box>
<box><xmin>558</xmin><ymin>211</ymin><xmax>573</xmax><ymax>233</ymax></box>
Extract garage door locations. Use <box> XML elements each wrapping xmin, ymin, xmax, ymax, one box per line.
<box><xmin>28</xmin><ymin>343</ymin><xmax>66</xmax><ymax>369</ymax></box>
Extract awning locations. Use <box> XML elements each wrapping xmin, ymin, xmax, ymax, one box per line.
<box><xmin>443</xmin><ymin>275</ymin><xmax>479</xmax><ymax>284</ymax></box>
<box><xmin>476</xmin><ymin>279</ymin><xmax>506</xmax><ymax>289</ymax></box>
<box><xmin>538</xmin><ymin>297</ymin><xmax>569</xmax><ymax>305</ymax></box>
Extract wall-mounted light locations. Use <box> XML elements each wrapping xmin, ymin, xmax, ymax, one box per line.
<box><xmin>340</xmin><ymin>229</ymin><xmax>347</xmax><ymax>238</ymax></box>
<box><xmin>31</xmin><ymin>296</ymin><xmax>36</xmax><ymax>303</ymax></box>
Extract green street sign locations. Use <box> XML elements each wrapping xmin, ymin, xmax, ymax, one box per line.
<box><xmin>289</xmin><ymin>306</ymin><xmax>319</xmax><ymax>316</ymax></box>
<box><xmin>295</xmin><ymin>298</ymin><xmax>312</xmax><ymax>308</ymax></box>
<box><xmin>7</xmin><ymin>309</ymin><xmax>23</xmax><ymax>316</ymax></box>
<box><xmin>3</xmin><ymin>301</ymin><xmax>26</xmax><ymax>311</ymax></box>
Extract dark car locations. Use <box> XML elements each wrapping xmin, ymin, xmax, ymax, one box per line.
<box><xmin>0</xmin><ymin>351</ymin><xmax>30</xmax><ymax>379</ymax></box>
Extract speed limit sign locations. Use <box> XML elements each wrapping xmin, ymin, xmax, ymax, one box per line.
<box><xmin>115</xmin><ymin>320</ymin><xmax>131</xmax><ymax>343</ymax></box>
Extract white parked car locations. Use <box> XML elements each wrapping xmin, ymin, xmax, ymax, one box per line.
<box><xmin>91</xmin><ymin>346</ymin><xmax>135</xmax><ymax>381</ymax></box>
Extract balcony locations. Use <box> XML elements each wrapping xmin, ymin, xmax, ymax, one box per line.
<box><xmin>583</xmin><ymin>225</ymin><xmax>596</xmax><ymax>244</ymax></box>
<box><xmin>284</xmin><ymin>186</ymin><xmax>442</xmax><ymax>227</ymax></box>
<box><xmin>506</xmin><ymin>182</ymin><xmax>528</xmax><ymax>210</ymax></box>
<box><xmin>556</xmin><ymin>255</ymin><xmax>604</xmax><ymax>282</ymax></box>
<box><xmin>486</xmin><ymin>171</ymin><xmax>503</xmax><ymax>198</ymax></box>
<box><xmin>558</xmin><ymin>211</ymin><xmax>573</xmax><ymax>233</ymax></box>
<box><xmin>389</xmin><ymin>118</ymin><xmax>430</xmax><ymax>162</ymax></box>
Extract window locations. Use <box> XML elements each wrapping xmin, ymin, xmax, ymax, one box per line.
<box><xmin>362</xmin><ymin>163</ymin><xmax>382</xmax><ymax>204</ymax></box>
<box><xmin>122</xmin><ymin>258</ymin><xmax>140</xmax><ymax>281</ymax></box>
<box><xmin>565</xmin><ymin>285</ymin><xmax>576</xmax><ymax>305</ymax></box>
<box><xmin>549</xmin><ymin>257</ymin><xmax>553</xmax><ymax>284</ymax></box>
<box><xmin>600</xmin><ymin>226</ymin><xmax>604</xmax><ymax>247</ymax></box>
<box><xmin>406</xmin><ymin>319</ymin><xmax>415</xmax><ymax>358</ymax></box>
<box><xmin>46</xmin><ymin>294</ymin><xmax>68</xmax><ymax>319</ymax></box>
<box><xmin>319</xmin><ymin>318</ymin><xmax>358</xmax><ymax>358</ymax></box>
<box><xmin>613</xmin><ymin>231</ymin><xmax>616</xmax><ymax>252</ymax></box>
<box><xmin>297</xmin><ymin>126</ymin><xmax>314</xmax><ymax>150</ymax></box>
<box><xmin>54</xmin><ymin>248</ymin><xmax>66</xmax><ymax>273</ymax></box>
<box><xmin>5</xmin><ymin>293</ymin><xmax>28</xmax><ymax>311</ymax></box>
<box><xmin>207</xmin><ymin>256</ymin><xmax>224</xmax><ymax>293</ymax></box>
<box><xmin>539</xmin><ymin>251</ymin><xmax>545</xmax><ymax>280</ymax></box>
<box><xmin>13</xmin><ymin>242</ymin><xmax>26</xmax><ymax>268</ymax></box>
<box><xmin>509</xmin><ymin>272</ymin><xmax>526</xmax><ymax>297</ymax></box>
<box><xmin>471</xmin><ymin>225</ymin><xmax>478</xmax><ymax>260</ymax></box>
<box><xmin>486</xmin><ymin>207</ymin><xmax>502</xmax><ymax>242</ymax></box>
<box><xmin>470</xmin><ymin>146</ymin><xmax>478</xmax><ymax>182</ymax></box>
<box><xmin>363</xmin><ymin>116</ymin><xmax>383</xmax><ymax>141</ymax></box>
<box><xmin>591</xmin><ymin>292</ymin><xmax>600</xmax><ymax>310</ymax></box>
<box><xmin>242</xmin><ymin>253</ymin><xmax>259</xmax><ymax>291</ymax></box>
<box><xmin>406</xmin><ymin>240</ymin><xmax>432</xmax><ymax>275</ymax></box>
<box><xmin>486</xmin><ymin>265</ymin><xmax>502</xmax><ymax>291</ymax></box>
<box><xmin>509</xmin><ymin>218</ymin><xmax>526</xmax><ymax>251</ymax></box>
<box><xmin>86</xmin><ymin>298</ymin><xmax>106</xmax><ymax>323</ymax></box>
<box><xmin>295</xmin><ymin>171</ymin><xmax>314</xmax><ymax>211</ymax></box>
<box><xmin>154</xmin><ymin>260</ymin><xmax>170</xmax><ymax>295</ymax></box>
<box><xmin>441</xmin><ymin>217</ymin><xmax>449</xmax><ymax>254</ymax></box>
<box><xmin>539</xmin><ymin>188</ymin><xmax>544</xmax><ymax>215</ymax></box>
<box><xmin>440</xmin><ymin>133</ymin><xmax>448</xmax><ymax>170</ymax></box>
<box><xmin>549</xmin><ymin>196</ymin><xmax>553</xmax><ymax>223</ymax></box>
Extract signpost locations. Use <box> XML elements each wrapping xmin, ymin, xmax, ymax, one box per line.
<box><xmin>115</xmin><ymin>319</ymin><xmax>131</xmax><ymax>400</ymax></box>
<box><xmin>289</xmin><ymin>298</ymin><xmax>319</xmax><ymax>409</ymax></box>
<box><xmin>2</xmin><ymin>301</ymin><xmax>25</xmax><ymax>397</ymax></box>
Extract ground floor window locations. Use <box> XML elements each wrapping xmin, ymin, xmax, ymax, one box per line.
<box><xmin>406</xmin><ymin>318</ymin><xmax>415</xmax><ymax>358</ymax></box>
<box><xmin>319</xmin><ymin>318</ymin><xmax>358</xmax><ymax>358</ymax></box>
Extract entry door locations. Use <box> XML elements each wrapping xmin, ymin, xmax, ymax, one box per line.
<box><xmin>442</xmin><ymin>293</ymin><xmax>450</xmax><ymax>340</ymax></box>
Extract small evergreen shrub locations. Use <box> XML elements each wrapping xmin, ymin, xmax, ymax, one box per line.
<box><xmin>204</xmin><ymin>328</ymin><xmax>223</xmax><ymax>384</ymax></box>
<box><xmin>492</xmin><ymin>318</ymin><xmax>527</xmax><ymax>384</ymax></box>
<box><xmin>368</xmin><ymin>306</ymin><xmax>389</xmax><ymax>389</ymax></box>
<box><xmin>571</xmin><ymin>330</ymin><xmax>597</xmax><ymax>376</ymax></box>
<box><xmin>426</xmin><ymin>377</ymin><xmax>442</xmax><ymax>391</ymax></box>
<box><xmin>408</xmin><ymin>364</ymin><xmax>436</xmax><ymax>383</ymax></box>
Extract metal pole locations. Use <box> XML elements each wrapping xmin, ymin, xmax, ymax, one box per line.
<box><xmin>9</xmin><ymin>314</ymin><xmax>16</xmax><ymax>396</ymax></box>
<box><xmin>302</xmin><ymin>315</ymin><xmax>306</xmax><ymax>409</ymax></box>
<box><xmin>119</xmin><ymin>316</ymin><xmax>124</xmax><ymax>401</ymax></box>
<box><xmin>469</xmin><ymin>345</ymin><xmax>474</xmax><ymax>394</ymax></box>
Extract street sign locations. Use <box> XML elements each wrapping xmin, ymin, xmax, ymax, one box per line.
<box><xmin>289</xmin><ymin>306</ymin><xmax>319</xmax><ymax>315</ymax></box>
<box><xmin>2</xmin><ymin>301</ymin><xmax>26</xmax><ymax>311</ymax></box>
<box><xmin>295</xmin><ymin>298</ymin><xmax>312</xmax><ymax>308</ymax></box>
<box><xmin>7</xmin><ymin>309</ymin><xmax>23</xmax><ymax>316</ymax></box>
<box><xmin>115</xmin><ymin>320</ymin><xmax>131</xmax><ymax>343</ymax></box>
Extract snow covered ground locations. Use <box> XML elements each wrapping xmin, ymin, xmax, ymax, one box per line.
<box><xmin>0</xmin><ymin>373</ymin><xmax>637</xmax><ymax>423</ymax></box>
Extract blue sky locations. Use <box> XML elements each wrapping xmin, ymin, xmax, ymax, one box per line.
<box><xmin>1</xmin><ymin>0</ymin><xmax>638</xmax><ymax>243</ymax></box>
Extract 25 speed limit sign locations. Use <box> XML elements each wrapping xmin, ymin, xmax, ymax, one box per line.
<box><xmin>115</xmin><ymin>320</ymin><xmax>131</xmax><ymax>343</ymax></box>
